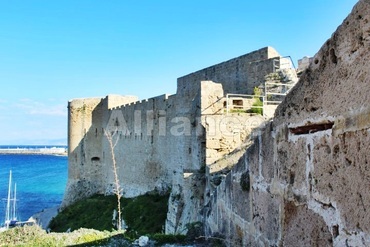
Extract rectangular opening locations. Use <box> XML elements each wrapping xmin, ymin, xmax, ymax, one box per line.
<box><xmin>289</xmin><ymin>122</ymin><xmax>334</xmax><ymax>135</ymax></box>
<box><xmin>232</xmin><ymin>99</ymin><xmax>244</xmax><ymax>109</ymax></box>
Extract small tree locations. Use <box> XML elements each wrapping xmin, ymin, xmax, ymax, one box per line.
<box><xmin>104</xmin><ymin>129</ymin><xmax>123</xmax><ymax>230</ymax></box>
<box><xmin>250</xmin><ymin>87</ymin><xmax>263</xmax><ymax>115</ymax></box>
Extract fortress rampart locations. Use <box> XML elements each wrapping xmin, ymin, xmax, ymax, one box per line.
<box><xmin>177</xmin><ymin>47</ymin><xmax>284</xmax><ymax>99</ymax></box>
<box><xmin>62</xmin><ymin>0</ymin><xmax>370</xmax><ymax>243</ymax></box>
<box><xmin>63</xmin><ymin>45</ymin><xmax>297</xmax><ymax>234</ymax></box>
<box><xmin>62</xmin><ymin>1</ymin><xmax>370</xmax><ymax>243</ymax></box>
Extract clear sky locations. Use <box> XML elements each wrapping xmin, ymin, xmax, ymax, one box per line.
<box><xmin>0</xmin><ymin>0</ymin><xmax>359</xmax><ymax>145</ymax></box>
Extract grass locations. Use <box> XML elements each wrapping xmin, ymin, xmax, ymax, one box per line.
<box><xmin>122</xmin><ymin>193</ymin><xmax>169</xmax><ymax>235</ymax></box>
<box><xmin>1</xmin><ymin>193</ymin><xmax>203</xmax><ymax>246</ymax></box>
<box><xmin>250</xmin><ymin>98</ymin><xmax>263</xmax><ymax>115</ymax></box>
<box><xmin>0</xmin><ymin>225</ymin><xmax>129</xmax><ymax>247</ymax></box>
<box><xmin>0</xmin><ymin>225</ymin><xmax>194</xmax><ymax>247</ymax></box>
<box><xmin>49</xmin><ymin>192</ymin><xmax>170</xmax><ymax>237</ymax></box>
<box><xmin>49</xmin><ymin>194</ymin><xmax>118</xmax><ymax>232</ymax></box>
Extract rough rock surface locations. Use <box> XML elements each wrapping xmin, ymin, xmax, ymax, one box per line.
<box><xmin>204</xmin><ymin>0</ymin><xmax>370</xmax><ymax>246</ymax></box>
<box><xmin>30</xmin><ymin>206</ymin><xmax>59</xmax><ymax>230</ymax></box>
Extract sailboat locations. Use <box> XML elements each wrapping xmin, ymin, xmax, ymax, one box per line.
<box><xmin>1</xmin><ymin>170</ymin><xmax>19</xmax><ymax>230</ymax></box>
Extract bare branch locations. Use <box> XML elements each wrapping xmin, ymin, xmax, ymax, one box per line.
<box><xmin>104</xmin><ymin>128</ymin><xmax>123</xmax><ymax>231</ymax></box>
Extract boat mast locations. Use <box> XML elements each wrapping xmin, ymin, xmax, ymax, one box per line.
<box><xmin>12</xmin><ymin>183</ymin><xmax>17</xmax><ymax>221</ymax></box>
<box><xmin>5</xmin><ymin>170</ymin><xmax>12</xmax><ymax>227</ymax></box>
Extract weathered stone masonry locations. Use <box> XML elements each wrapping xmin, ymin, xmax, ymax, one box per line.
<box><xmin>62</xmin><ymin>46</ymin><xmax>297</xmax><ymax>234</ymax></box>
<box><xmin>62</xmin><ymin>1</ymin><xmax>370</xmax><ymax>245</ymax></box>
<box><xmin>204</xmin><ymin>1</ymin><xmax>370</xmax><ymax>246</ymax></box>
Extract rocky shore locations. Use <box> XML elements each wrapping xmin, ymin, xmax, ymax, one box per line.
<box><xmin>30</xmin><ymin>206</ymin><xmax>60</xmax><ymax>230</ymax></box>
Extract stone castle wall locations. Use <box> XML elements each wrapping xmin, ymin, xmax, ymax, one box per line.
<box><xmin>63</xmin><ymin>93</ymin><xmax>199</xmax><ymax>204</ymax></box>
<box><xmin>60</xmin><ymin>1</ymin><xmax>370</xmax><ymax>245</ymax></box>
<box><xmin>177</xmin><ymin>46</ymin><xmax>280</xmax><ymax>99</ymax></box>
<box><xmin>204</xmin><ymin>1</ymin><xmax>370</xmax><ymax>246</ymax></box>
<box><xmin>64</xmin><ymin>96</ymin><xmax>139</xmax><ymax>205</ymax></box>
<box><xmin>62</xmin><ymin>47</ymin><xmax>299</xmax><ymax>234</ymax></box>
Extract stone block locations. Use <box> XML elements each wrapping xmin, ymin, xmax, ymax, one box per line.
<box><xmin>252</xmin><ymin>190</ymin><xmax>282</xmax><ymax>244</ymax></box>
<box><xmin>206</xmin><ymin>139</ymin><xmax>221</xmax><ymax>149</ymax></box>
<box><xmin>282</xmin><ymin>202</ymin><xmax>332</xmax><ymax>246</ymax></box>
<box><xmin>231</xmin><ymin>173</ymin><xmax>251</xmax><ymax>222</ymax></box>
<box><xmin>247</xmin><ymin>138</ymin><xmax>260</xmax><ymax>177</ymax></box>
<box><xmin>313</xmin><ymin>130</ymin><xmax>370</xmax><ymax>233</ymax></box>
<box><xmin>260</xmin><ymin>122</ymin><xmax>275</xmax><ymax>182</ymax></box>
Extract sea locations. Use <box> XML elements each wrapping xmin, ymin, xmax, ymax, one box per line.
<box><xmin>0</xmin><ymin>145</ymin><xmax>68</xmax><ymax>223</ymax></box>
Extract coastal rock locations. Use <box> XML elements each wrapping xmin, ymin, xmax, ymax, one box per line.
<box><xmin>30</xmin><ymin>206</ymin><xmax>59</xmax><ymax>230</ymax></box>
<box><xmin>138</xmin><ymin>236</ymin><xmax>149</xmax><ymax>246</ymax></box>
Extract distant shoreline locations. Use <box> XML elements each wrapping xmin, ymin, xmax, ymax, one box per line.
<box><xmin>0</xmin><ymin>147</ymin><xmax>67</xmax><ymax>156</ymax></box>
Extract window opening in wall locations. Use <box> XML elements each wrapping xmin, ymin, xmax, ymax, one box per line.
<box><xmin>289</xmin><ymin>122</ymin><xmax>334</xmax><ymax>135</ymax></box>
<box><xmin>232</xmin><ymin>99</ymin><xmax>244</xmax><ymax>109</ymax></box>
<box><xmin>91</xmin><ymin>157</ymin><xmax>100</xmax><ymax>161</ymax></box>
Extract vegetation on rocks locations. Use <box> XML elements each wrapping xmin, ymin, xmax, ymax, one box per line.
<box><xmin>1</xmin><ymin>193</ymin><xmax>217</xmax><ymax>246</ymax></box>
<box><xmin>0</xmin><ymin>225</ymin><xmax>209</xmax><ymax>246</ymax></box>
<box><xmin>0</xmin><ymin>225</ymin><xmax>129</xmax><ymax>247</ymax></box>
<box><xmin>250</xmin><ymin>87</ymin><xmax>263</xmax><ymax>115</ymax></box>
<box><xmin>49</xmin><ymin>192</ymin><xmax>169</xmax><ymax>237</ymax></box>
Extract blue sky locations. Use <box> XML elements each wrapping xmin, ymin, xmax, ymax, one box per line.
<box><xmin>0</xmin><ymin>0</ymin><xmax>358</xmax><ymax>145</ymax></box>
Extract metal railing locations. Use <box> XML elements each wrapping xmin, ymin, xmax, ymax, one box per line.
<box><xmin>224</xmin><ymin>55</ymin><xmax>298</xmax><ymax>115</ymax></box>
<box><xmin>225</xmin><ymin>93</ymin><xmax>263</xmax><ymax>114</ymax></box>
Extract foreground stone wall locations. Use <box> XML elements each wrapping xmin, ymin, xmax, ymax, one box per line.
<box><xmin>204</xmin><ymin>1</ymin><xmax>370</xmax><ymax>246</ymax></box>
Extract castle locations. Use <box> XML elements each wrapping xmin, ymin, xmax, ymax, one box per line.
<box><xmin>63</xmin><ymin>0</ymin><xmax>370</xmax><ymax>245</ymax></box>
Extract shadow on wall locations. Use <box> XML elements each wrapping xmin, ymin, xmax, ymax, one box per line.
<box><xmin>63</xmin><ymin>98</ymin><xmax>106</xmax><ymax>207</ymax></box>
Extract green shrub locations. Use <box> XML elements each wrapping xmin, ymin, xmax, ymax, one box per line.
<box><xmin>122</xmin><ymin>193</ymin><xmax>169</xmax><ymax>236</ymax></box>
<box><xmin>185</xmin><ymin>221</ymin><xmax>203</xmax><ymax>240</ymax></box>
<box><xmin>49</xmin><ymin>192</ymin><xmax>169</xmax><ymax>237</ymax></box>
<box><xmin>250</xmin><ymin>87</ymin><xmax>263</xmax><ymax>115</ymax></box>
<box><xmin>150</xmin><ymin>233</ymin><xmax>186</xmax><ymax>244</ymax></box>
<box><xmin>250</xmin><ymin>98</ymin><xmax>263</xmax><ymax>115</ymax></box>
<box><xmin>49</xmin><ymin>194</ymin><xmax>118</xmax><ymax>232</ymax></box>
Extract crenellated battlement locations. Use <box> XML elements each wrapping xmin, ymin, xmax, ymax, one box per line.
<box><xmin>63</xmin><ymin>46</ymin><xmax>299</xmax><ymax>235</ymax></box>
<box><xmin>60</xmin><ymin>1</ymin><xmax>370</xmax><ymax>245</ymax></box>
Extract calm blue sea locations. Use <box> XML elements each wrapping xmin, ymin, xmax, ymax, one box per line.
<box><xmin>0</xmin><ymin>146</ymin><xmax>68</xmax><ymax>223</ymax></box>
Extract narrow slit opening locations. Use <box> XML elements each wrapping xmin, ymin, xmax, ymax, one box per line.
<box><xmin>91</xmin><ymin>157</ymin><xmax>100</xmax><ymax>161</ymax></box>
<box><xmin>289</xmin><ymin>122</ymin><xmax>334</xmax><ymax>135</ymax></box>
